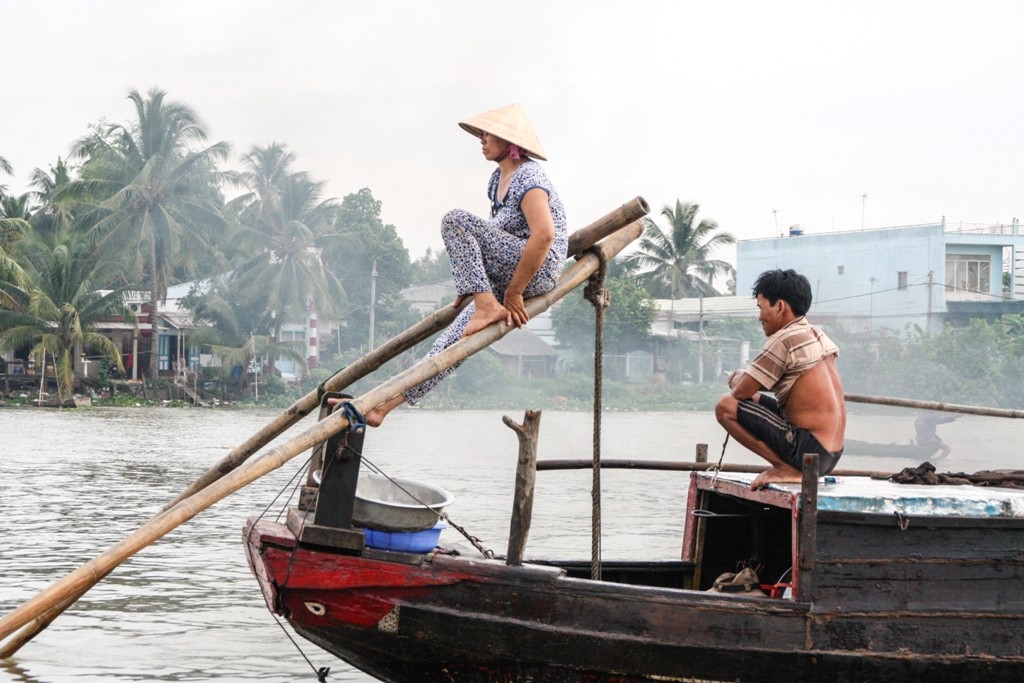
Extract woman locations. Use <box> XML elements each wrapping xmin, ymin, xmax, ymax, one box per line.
<box><xmin>366</xmin><ymin>103</ymin><xmax>568</xmax><ymax>427</ymax></box>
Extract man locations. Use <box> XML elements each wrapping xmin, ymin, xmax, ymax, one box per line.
<box><xmin>914</xmin><ymin>412</ymin><xmax>958</xmax><ymax>460</ymax></box>
<box><xmin>715</xmin><ymin>269</ymin><xmax>846</xmax><ymax>490</ymax></box>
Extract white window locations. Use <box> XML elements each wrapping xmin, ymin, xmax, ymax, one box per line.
<box><xmin>945</xmin><ymin>254</ymin><xmax>990</xmax><ymax>294</ymax></box>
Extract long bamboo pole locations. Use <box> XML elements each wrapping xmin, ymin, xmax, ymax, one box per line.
<box><xmin>845</xmin><ymin>393</ymin><xmax>1024</xmax><ymax>419</ymax></box>
<box><xmin>535</xmin><ymin>459</ymin><xmax>895</xmax><ymax>479</ymax></box>
<box><xmin>0</xmin><ymin>220</ymin><xmax>644</xmax><ymax>654</ymax></box>
<box><xmin>1</xmin><ymin>199</ymin><xmax>651</xmax><ymax>657</ymax></box>
<box><xmin>164</xmin><ymin>196</ymin><xmax>651</xmax><ymax>511</ymax></box>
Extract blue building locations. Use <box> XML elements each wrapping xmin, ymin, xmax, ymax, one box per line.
<box><xmin>737</xmin><ymin>220</ymin><xmax>1024</xmax><ymax>335</ymax></box>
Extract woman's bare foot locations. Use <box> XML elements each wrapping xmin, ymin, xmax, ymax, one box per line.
<box><xmin>365</xmin><ymin>395</ymin><xmax>405</xmax><ymax>427</ymax></box>
<box><xmin>326</xmin><ymin>395</ymin><xmax>404</xmax><ymax>428</ymax></box>
<box><xmin>750</xmin><ymin>465</ymin><xmax>802</xmax><ymax>490</ymax></box>
<box><xmin>462</xmin><ymin>293</ymin><xmax>508</xmax><ymax>337</ymax></box>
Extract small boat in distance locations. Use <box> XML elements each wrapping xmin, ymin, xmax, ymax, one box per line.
<box><xmin>842</xmin><ymin>437</ymin><xmax>942</xmax><ymax>459</ymax></box>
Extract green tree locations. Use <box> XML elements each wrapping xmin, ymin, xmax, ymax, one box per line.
<box><xmin>67</xmin><ymin>87</ymin><xmax>230</xmax><ymax>380</ymax></box>
<box><xmin>227</xmin><ymin>143</ymin><xmax>348</xmax><ymax>368</ymax></box>
<box><xmin>0</xmin><ymin>154</ymin><xmax>12</xmax><ymax>196</ymax></box>
<box><xmin>328</xmin><ymin>188</ymin><xmax>416</xmax><ymax>353</ymax></box>
<box><xmin>0</xmin><ymin>192</ymin><xmax>32</xmax><ymax>252</ymax></box>
<box><xmin>622</xmin><ymin>200</ymin><xmax>735</xmax><ymax>298</ymax></box>
<box><xmin>410</xmin><ymin>246</ymin><xmax>452</xmax><ymax>285</ymax></box>
<box><xmin>182</xmin><ymin>278</ymin><xmax>307</xmax><ymax>397</ymax></box>
<box><xmin>27</xmin><ymin>158</ymin><xmax>79</xmax><ymax>242</ymax></box>
<box><xmin>0</xmin><ymin>227</ymin><xmax>135</xmax><ymax>401</ymax></box>
<box><xmin>552</xmin><ymin>276</ymin><xmax>656</xmax><ymax>352</ymax></box>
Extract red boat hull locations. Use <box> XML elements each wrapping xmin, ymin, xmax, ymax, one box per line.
<box><xmin>244</xmin><ymin>518</ymin><xmax>1024</xmax><ymax>682</ymax></box>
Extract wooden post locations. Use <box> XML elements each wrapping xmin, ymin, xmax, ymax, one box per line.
<box><xmin>504</xmin><ymin>410</ymin><xmax>541</xmax><ymax>566</ymax></box>
<box><xmin>796</xmin><ymin>454</ymin><xmax>820</xmax><ymax>602</ymax></box>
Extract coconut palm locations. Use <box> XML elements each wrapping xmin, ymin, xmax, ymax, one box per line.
<box><xmin>26</xmin><ymin>157</ymin><xmax>78</xmax><ymax>240</ymax></box>
<box><xmin>0</xmin><ymin>154</ymin><xmax>12</xmax><ymax>197</ymax></box>
<box><xmin>622</xmin><ymin>200</ymin><xmax>736</xmax><ymax>298</ymax></box>
<box><xmin>0</xmin><ymin>227</ymin><xmax>135</xmax><ymax>401</ymax></box>
<box><xmin>183</xmin><ymin>278</ymin><xmax>306</xmax><ymax>396</ymax></box>
<box><xmin>0</xmin><ymin>192</ymin><xmax>32</xmax><ymax>252</ymax></box>
<box><xmin>227</xmin><ymin>144</ymin><xmax>347</xmax><ymax>368</ymax></box>
<box><xmin>66</xmin><ymin>87</ymin><xmax>230</xmax><ymax>380</ymax></box>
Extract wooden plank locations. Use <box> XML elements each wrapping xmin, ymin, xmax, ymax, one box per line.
<box><xmin>796</xmin><ymin>454</ymin><xmax>820</xmax><ymax>601</ymax></box>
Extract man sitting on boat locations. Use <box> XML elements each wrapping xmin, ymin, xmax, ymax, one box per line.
<box><xmin>715</xmin><ymin>269</ymin><xmax>846</xmax><ymax>490</ymax></box>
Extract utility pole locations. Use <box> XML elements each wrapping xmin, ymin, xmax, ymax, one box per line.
<box><xmin>860</xmin><ymin>194</ymin><xmax>867</xmax><ymax>230</ymax></box>
<box><xmin>926</xmin><ymin>270</ymin><xmax>933</xmax><ymax>333</ymax></box>
<box><xmin>368</xmin><ymin>260</ymin><xmax>378</xmax><ymax>351</ymax></box>
<box><xmin>698</xmin><ymin>295</ymin><xmax>705</xmax><ymax>384</ymax></box>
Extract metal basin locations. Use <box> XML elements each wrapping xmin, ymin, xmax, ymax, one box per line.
<box><xmin>353</xmin><ymin>473</ymin><xmax>454</xmax><ymax>532</ymax></box>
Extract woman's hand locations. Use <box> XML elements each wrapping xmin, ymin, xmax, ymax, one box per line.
<box><xmin>503</xmin><ymin>291</ymin><xmax>528</xmax><ymax>327</ymax></box>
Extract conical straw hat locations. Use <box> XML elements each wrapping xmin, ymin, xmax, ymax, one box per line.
<box><xmin>458</xmin><ymin>103</ymin><xmax>548</xmax><ymax>160</ymax></box>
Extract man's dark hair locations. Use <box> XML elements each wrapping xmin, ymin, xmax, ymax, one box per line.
<box><xmin>752</xmin><ymin>269</ymin><xmax>812</xmax><ymax>316</ymax></box>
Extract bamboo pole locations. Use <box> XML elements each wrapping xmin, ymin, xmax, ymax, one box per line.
<box><xmin>0</xmin><ymin>219</ymin><xmax>644</xmax><ymax>654</ymax></box>
<box><xmin>566</xmin><ymin>197</ymin><xmax>649</xmax><ymax>258</ymax></box>
<box><xmin>845</xmin><ymin>393</ymin><xmax>1024</xmax><ymax>419</ymax></box>
<box><xmin>162</xmin><ymin>303</ymin><xmax>465</xmax><ymax>510</ymax></box>
<box><xmin>163</xmin><ymin>196</ymin><xmax>651</xmax><ymax>511</ymax></box>
<box><xmin>535</xmin><ymin>459</ymin><xmax>896</xmax><ymax>479</ymax></box>
<box><xmin>3</xmin><ymin>200</ymin><xmax>651</xmax><ymax>656</ymax></box>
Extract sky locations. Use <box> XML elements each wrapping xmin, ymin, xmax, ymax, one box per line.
<box><xmin>3</xmin><ymin>0</ymin><xmax>1023</xmax><ymax>267</ymax></box>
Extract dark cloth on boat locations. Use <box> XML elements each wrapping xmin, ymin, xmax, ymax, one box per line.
<box><xmin>736</xmin><ymin>394</ymin><xmax>842</xmax><ymax>475</ymax></box>
<box><xmin>890</xmin><ymin>461</ymin><xmax>1024</xmax><ymax>489</ymax></box>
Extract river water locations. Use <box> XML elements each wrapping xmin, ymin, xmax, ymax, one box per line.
<box><xmin>0</xmin><ymin>405</ymin><xmax>1019</xmax><ymax>682</ymax></box>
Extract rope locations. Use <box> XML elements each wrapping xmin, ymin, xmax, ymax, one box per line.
<box><xmin>244</xmin><ymin>453</ymin><xmax>334</xmax><ymax>681</ymax></box>
<box><xmin>583</xmin><ymin>247</ymin><xmax>609</xmax><ymax>581</ymax></box>
<box><xmin>709</xmin><ymin>434</ymin><xmax>730</xmax><ymax>489</ymax></box>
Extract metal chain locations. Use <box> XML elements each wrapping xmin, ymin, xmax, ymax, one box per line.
<box><xmin>438</xmin><ymin>512</ymin><xmax>495</xmax><ymax>559</ymax></box>
<box><xmin>360</xmin><ymin>457</ymin><xmax>495</xmax><ymax>559</ymax></box>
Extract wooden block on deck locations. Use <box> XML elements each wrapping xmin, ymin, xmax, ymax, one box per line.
<box><xmin>286</xmin><ymin>506</ymin><xmax>365</xmax><ymax>553</ymax></box>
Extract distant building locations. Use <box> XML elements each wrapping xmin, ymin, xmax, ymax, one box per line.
<box><xmin>737</xmin><ymin>220</ymin><xmax>1024</xmax><ymax>334</ymax></box>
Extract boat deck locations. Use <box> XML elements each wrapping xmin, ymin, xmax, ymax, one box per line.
<box><xmin>697</xmin><ymin>471</ymin><xmax>1024</xmax><ymax>518</ymax></box>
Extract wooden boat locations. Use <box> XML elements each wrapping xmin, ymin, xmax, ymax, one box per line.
<box><xmin>243</xmin><ymin>444</ymin><xmax>1024</xmax><ymax>682</ymax></box>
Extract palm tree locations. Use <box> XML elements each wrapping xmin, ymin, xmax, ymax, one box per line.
<box><xmin>183</xmin><ymin>278</ymin><xmax>306</xmax><ymax>397</ymax></box>
<box><xmin>227</xmin><ymin>144</ymin><xmax>347</xmax><ymax>370</ymax></box>
<box><xmin>66</xmin><ymin>87</ymin><xmax>230</xmax><ymax>380</ymax></box>
<box><xmin>0</xmin><ymin>154</ymin><xmax>12</xmax><ymax>196</ymax></box>
<box><xmin>622</xmin><ymin>200</ymin><xmax>736</xmax><ymax>298</ymax></box>
<box><xmin>0</xmin><ymin>192</ymin><xmax>32</xmax><ymax>252</ymax></box>
<box><xmin>0</xmin><ymin>227</ymin><xmax>135</xmax><ymax>401</ymax></box>
<box><xmin>26</xmin><ymin>157</ymin><xmax>77</xmax><ymax>240</ymax></box>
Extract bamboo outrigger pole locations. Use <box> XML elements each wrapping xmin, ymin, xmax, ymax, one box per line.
<box><xmin>536</xmin><ymin>459</ymin><xmax>896</xmax><ymax>479</ymax></box>
<box><xmin>845</xmin><ymin>393</ymin><xmax>1024</xmax><ymax>419</ymax></box>
<box><xmin>1</xmin><ymin>198</ymin><xmax>650</xmax><ymax>658</ymax></box>
<box><xmin>0</xmin><ymin>215</ymin><xmax>646</xmax><ymax>656</ymax></box>
<box><xmin>163</xmin><ymin>196</ymin><xmax>650</xmax><ymax>511</ymax></box>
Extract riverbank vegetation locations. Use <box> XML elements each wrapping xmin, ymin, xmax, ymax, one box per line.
<box><xmin>2</xmin><ymin>88</ymin><xmax>1022</xmax><ymax>413</ymax></box>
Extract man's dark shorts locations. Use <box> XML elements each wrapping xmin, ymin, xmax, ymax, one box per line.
<box><xmin>736</xmin><ymin>395</ymin><xmax>842</xmax><ymax>475</ymax></box>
